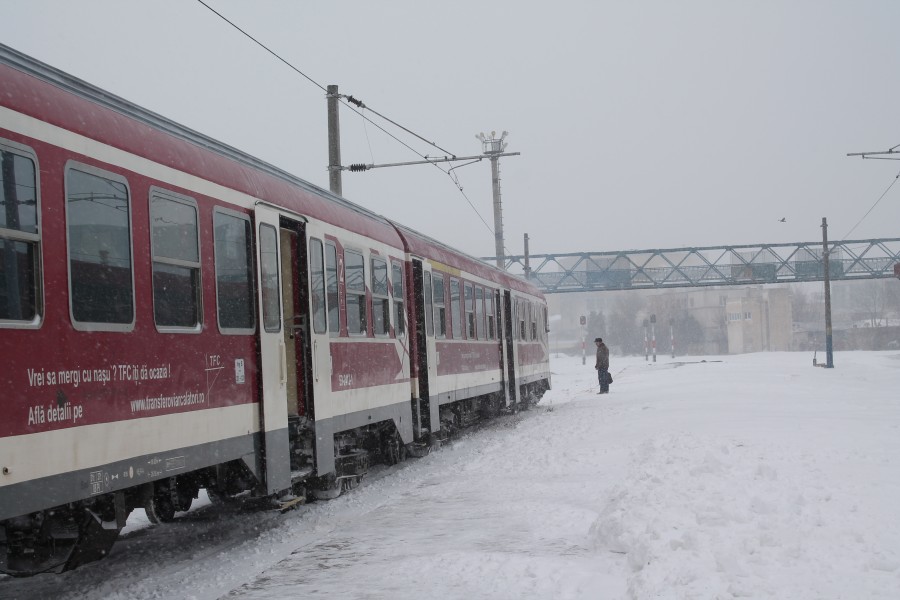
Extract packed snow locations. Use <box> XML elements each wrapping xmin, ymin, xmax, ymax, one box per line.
<box><xmin>3</xmin><ymin>351</ymin><xmax>900</xmax><ymax>599</ymax></box>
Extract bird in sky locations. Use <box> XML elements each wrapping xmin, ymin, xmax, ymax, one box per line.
<box><xmin>778</xmin><ymin>217</ymin><xmax>786</xmax><ymax>222</ymax></box>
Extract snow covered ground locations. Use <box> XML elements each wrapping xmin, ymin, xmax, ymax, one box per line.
<box><xmin>4</xmin><ymin>351</ymin><xmax>900</xmax><ymax>599</ymax></box>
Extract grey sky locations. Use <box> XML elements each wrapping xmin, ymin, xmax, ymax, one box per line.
<box><xmin>3</xmin><ymin>0</ymin><xmax>899</xmax><ymax>260</ymax></box>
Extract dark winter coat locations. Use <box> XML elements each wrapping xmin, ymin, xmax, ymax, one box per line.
<box><xmin>595</xmin><ymin>342</ymin><xmax>609</xmax><ymax>371</ymax></box>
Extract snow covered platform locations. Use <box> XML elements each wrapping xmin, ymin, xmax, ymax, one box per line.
<box><xmin>4</xmin><ymin>351</ymin><xmax>900</xmax><ymax>599</ymax></box>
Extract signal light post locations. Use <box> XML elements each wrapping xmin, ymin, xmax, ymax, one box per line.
<box><xmin>643</xmin><ymin>319</ymin><xmax>649</xmax><ymax>362</ymax></box>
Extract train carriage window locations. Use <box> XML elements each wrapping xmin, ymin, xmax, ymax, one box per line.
<box><xmin>0</xmin><ymin>144</ymin><xmax>40</xmax><ymax>324</ymax></box>
<box><xmin>450</xmin><ymin>277</ymin><xmax>462</xmax><ymax>339</ymax></box>
<box><xmin>464</xmin><ymin>282</ymin><xmax>475</xmax><ymax>339</ymax></box>
<box><xmin>259</xmin><ymin>224</ymin><xmax>281</xmax><ymax>333</ymax></box>
<box><xmin>66</xmin><ymin>164</ymin><xmax>133</xmax><ymax>328</ymax></box>
<box><xmin>345</xmin><ymin>250</ymin><xmax>366</xmax><ymax>335</ymax></box>
<box><xmin>475</xmin><ymin>286</ymin><xmax>485</xmax><ymax>340</ymax></box>
<box><xmin>392</xmin><ymin>261</ymin><xmax>405</xmax><ymax>337</ymax></box>
<box><xmin>371</xmin><ymin>256</ymin><xmax>389</xmax><ymax>336</ymax></box>
<box><xmin>424</xmin><ymin>270</ymin><xmax>434</xmax><ymax>337</ymax></box>
<box><xmin>309</xmin><ymin>238</ymin><xmax>326</xmax><ymax>334</ymax></box>
<box><xmin>544</xmin><ymin>306</ymin><xmax>550</xmax><ymax>334</ymax></box>
<box><xmin>325</xmin><ymin>242</ymin><xmax>339</xmax><ymax>334</ymax></box>
<box><xmin>486</xmin><ymin>289</ymin><xmax>495</xmax><ymax>340</ymax></box>
<box><xmin>531</xmin><ymin>303</ymin><xmax>538</xmax><ymax>340</ymax></box>
<box><xmin>433</xmin><ymin>273</ymin><xmax>446</xmax><ymax>338</ymax></box>
<box><xmin>518</xmin><ymin>300</ymin><xmax>527</xmax><ymax>340</ymax></box>
<box><xmin>213</xmin><ymin>209</ymin><xmax>255</xmax><ymax>332</ymax></box>
<box><xmin>150</xmin><ymin>189</ymin><xmax>200</xmax><ymax>330</ymax></box>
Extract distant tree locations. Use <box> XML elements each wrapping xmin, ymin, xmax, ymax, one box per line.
<box><xmin>851</xmin><ymin>280</ymin><xmax>887</xmax><ymax>327</ymax></box>
<box><xmin>607</xmin><ymin>294</ymin><xmax>646</xmax><ymax>355</ymax></box>
<box><xmin>587</xmin><ymin>310</ymin><xmax>606</xmax><ymax>343</ymax></box>
<box><xmin>672</xmin><ymin>312</ymin><xmax>704</xmax><ymax>355</ymax></box>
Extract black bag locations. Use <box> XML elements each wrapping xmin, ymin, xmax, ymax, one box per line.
<box><xmin>605</xmin><ymin>371</ymin><xmax>614</xmax><ymax>385</ymax></box>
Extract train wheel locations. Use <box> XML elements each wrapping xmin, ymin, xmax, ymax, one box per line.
<box><xmin>312</xmin><ymin>475</ymin><xmax>343</xmax><ymax>500</ymax></box>
<box><xmin>144</xmin><ymin>493</ymin><xmax>176</xmax><ymax>524</ymax></box>
<box><xmin>384</xmin><ymin>431</ymin><xmax>405</xmax><ymax>465</ymax></box>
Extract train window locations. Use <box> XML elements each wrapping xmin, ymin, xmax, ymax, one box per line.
<box><xmin>259</xmin><ymin>224</ymin><xmax>281</xmax><ymax>333</ymax></box>
<box><xmin>149</xmin><ymin>189</ymin><xmax>200</xmax><ymax>330</ymax></box>
<box><xmin>345</xmin><ymin>250</ymin><xmax>366</xmax><ymax>335</ymax></box>
<box><xmin>450</xmin><ymin>278</ymin><xmax>462</xmax><ymax>339</ymax></box>
<box><xmin>424</xmin><ymin>271</ymin><xmax>434</xmax><ymax>337</ymax></box>
<box><xmin>531</xmin><ymin>303</ymin><xmax>538</xmax><ymax>340</ymax></box>
<box><xmin>0</xmin><ymin>144</ymin><xmax>41</xmax><ymax>325</ymax></box>
<box><xmin>475</xmin><ymin>287</ymin><xmax>485</xmax><ymax>340</ymax></box>
<box><xmin>371</xmin><ymin>256</ymin><xmax>389</xmax><ymax>336</ymax></box>
<box><xmin>213</xmin><ymin>209</ymin><xmax>255</xmax><ymax>332</ymax></box>
<box><xmin>486</xmin><ymin>289</ymin><xmax>495</xmax><ymax>340</ymax></box>
<box><xmin>310</xmin><ymin>238</ymin><xmax>326</xmax><ymax>334</ymax></box>
<box><xmin>392</xmin><ymin>261</ymin><xmax>405</xmax><ymax>337</ymax></box>
<box><xmin>544</xmin><ymin>306</ymin><xmax>550</xmax><ymax>333</ymax></box>
<box><xmin>66</xmin><ymin>164</ymin><xmax>134</xmax><ymax>329</ymax></box>
<box><xmin>518</xmin><ymin>300</ymin><xmax>527</xmax><ymax>340</ymax></box>
<box><xmin>433</xmin><ymin>272</ymin><xmax>446</xmax><ymax>338</ymax></box>
<box><xmin>325</xmin><ymin>242</ymin><xmax>339</xmax><ymax>334</ymax></box>
<box><xmin>464</xmin><ymin>282</ymin><xmax>475</xmax><ymax>339</ymax></box>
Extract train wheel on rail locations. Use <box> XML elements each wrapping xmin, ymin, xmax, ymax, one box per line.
<box><xmin>144</xmin><ymin>478</ymin><xmax>194</xmax><ymax>524</ymax></box>
<box><xmin>144</xmin><ymin>492</ymin><xmax>176</xmax><ymax>524</ymax></box>
<box><xmin>311</xmin><ymin>474</ymin><xmax>343</xmax><ymax>500</ymax></box>
<box><xmin>383</xmin><ymin>430</ymin><xmax>408</xmax><ymax>466</ymax></box>
<box><xmin>342</xmin><ymin>475</ymin><xmax>361</xmax><ymax>492</ymax></box>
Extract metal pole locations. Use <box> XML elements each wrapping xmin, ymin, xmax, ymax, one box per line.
<box><xmin>327</xmin><ymin>84</ymin><xmax>342</xmax><ymax>196</ymax></box>
<box><xmin>643</xmin><ymin>319</ymin><xmax>649</xmax><ymax>361</ymax></box>
<box><xmin>523</xmin><ymin>233</ymin><xmax>531</xmax><ymax>279</ymax></box>
<box><xmin>670</xmin><ymin>318</ymin><xmax>675</xmax><ymax>358</ymax></box>
<box><xmin>651</xmin><ymin>314</ymin><xmax>657</xmax><ymax>363</ymax></box>
<box><xmin>822</xmin><ymin>217</ymin><xmax>834</xmax><ymax>368</ymax></box>
<box><xmin>581</xmin><ymin>320</ymin><xmax>586</xmax><ymax>365</ymax></box>
<box><xmin>491</xmin><ymin>155</ymin><xmax>504</xmax><ymax>269</ymax></box>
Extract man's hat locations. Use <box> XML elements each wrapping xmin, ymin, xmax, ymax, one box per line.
<box><xmin>595</xmin><ymin>337</ymin><xmax>602</xmax><ymax>343</ymax></box>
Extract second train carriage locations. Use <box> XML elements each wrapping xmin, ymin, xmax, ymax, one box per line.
<box><xmin>0</xmin><ymin>43</ymin><xmax>550</xmax><ymax>575</ymax></box>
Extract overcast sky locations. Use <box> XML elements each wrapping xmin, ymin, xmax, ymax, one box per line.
<box><xmin>3</xmin><ymin>1</ymin><xmax>899</xmax><ymax>260</ymax></box>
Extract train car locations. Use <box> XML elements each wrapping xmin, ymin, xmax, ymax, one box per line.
<box><xmin>393</xmin><ymin>224</ymin><xmax>550</xmax><ymax>439</ymax></box>
<box><xmin>0</xmin><ymin>43</ymin><xmax>550</xmax><ymax>576</ymax></box>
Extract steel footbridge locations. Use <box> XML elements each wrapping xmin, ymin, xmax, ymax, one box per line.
<box><xmin>487</xmin><ymin>238</ymin><xmax>900</xmax><ymax>294</ymax></box>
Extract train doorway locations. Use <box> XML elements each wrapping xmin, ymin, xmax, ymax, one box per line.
<box><xmin>254</xmin><ymin>204</ymin><xmax>312</xmax><ymax>495</ymax></box>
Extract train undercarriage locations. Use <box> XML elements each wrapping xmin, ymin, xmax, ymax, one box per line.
<box><xmin>0</xmin><ymin>386</ymin><xmax>548</xmax><ymax>577</ymax></box>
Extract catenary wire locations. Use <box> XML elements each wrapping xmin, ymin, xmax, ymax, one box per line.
<box><xmin>841</xmin><ymin>166</ymin><xmax>900</xmax><ymax>240</ymax></box>
<box><xmin>196</xmin><ymin>0</ymin><xmax>497</xmax><ymax>240</ymax></box>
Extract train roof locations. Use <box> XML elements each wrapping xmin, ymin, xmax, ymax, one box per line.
<box><xmin>0</xmin><ymin>43</ymin><xmax>542</xmax><ymax>299</ymax></box>
<box><xmin>389</xmin><ymin>221</ymin><xmax>544</xmax><ymax>297</ymax></box>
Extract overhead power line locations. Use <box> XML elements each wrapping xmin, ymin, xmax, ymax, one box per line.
<box><xmin>842</xmin><ymin>167</ymin><xmax>900</xmax><ymax>240</ymax></box>
<box><xmin>195</xmin><ymin>0</ymin><xmax>495</xmax><ymax>238</ymax></box>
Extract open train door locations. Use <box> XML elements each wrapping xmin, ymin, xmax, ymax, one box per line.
<box><xmin>253</xmin><ymin>203</ymin><xmax>293</xmax><ymax>495</ymax></box>
<box><xmin>411</xmin><ymin>258</ymin><xmax>439</xmax><ymax>441</ymax></box>
<box><xmin>501</xmin><ymin>290</ymin><xmax>521</xmax><ymax>407</ymax></box>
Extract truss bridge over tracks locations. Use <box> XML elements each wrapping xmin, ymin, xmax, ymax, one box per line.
<box><xmin>487</xmin><ymin>238</ymin><xmax>900</xmax><ymax>294</ymax></box>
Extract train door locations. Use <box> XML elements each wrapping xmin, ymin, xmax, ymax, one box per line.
<box><xmin>411</xmin><ymin>259</ymin><xmax>438</xmax><ymax>441</ymax></box>
<box><xmin>254</xmin><ymin>204</ymin><xmax>292</xmax><ymax>495</ymax></box>
<box><xmin>304</xmin><ymin>228</ymin><xmax>335</xmax><ymax>476</ymax></box>
<box><xmin>502</xmin><ymin>290</ymin><xmax>520</xmax><ymax>406</ymax></box>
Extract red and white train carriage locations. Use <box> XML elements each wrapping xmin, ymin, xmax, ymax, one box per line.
<box><xmin>0</xmin><ymin>43</ymin><xmax>550</xmax><ymax>576</ymax></box>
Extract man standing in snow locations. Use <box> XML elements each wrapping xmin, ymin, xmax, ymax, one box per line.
<box><xmin>595</xmin><ymin>337</ymin><xmax>610</xmax><ymax>394</ymax></box>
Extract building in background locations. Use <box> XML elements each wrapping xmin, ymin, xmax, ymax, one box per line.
<box><xmin>725</xmin><ymin>288</ymin><xmax>793</xmax><ymax>353</ymax></box>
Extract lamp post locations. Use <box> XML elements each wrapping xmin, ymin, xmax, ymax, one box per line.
<box><xmin>477</xmin><ymin>131</ymin><xmax>509</xmax><ymax>269</ymax></box>
<box><xmin>822</xmin><ymin>218</ymin><xmax>834</xmax><ymax>368</ymax></box>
